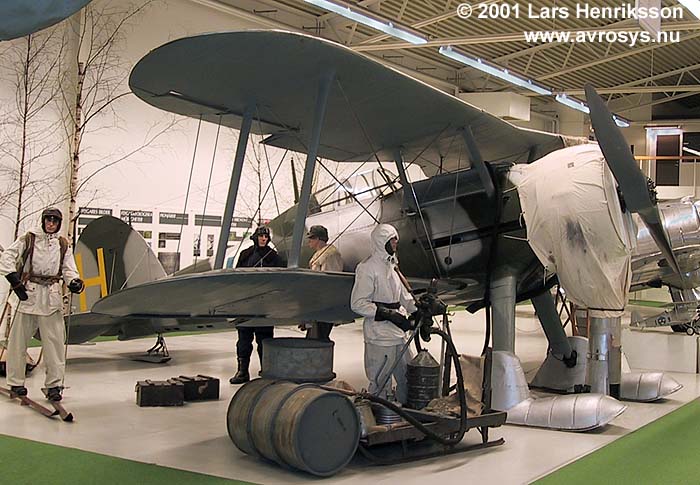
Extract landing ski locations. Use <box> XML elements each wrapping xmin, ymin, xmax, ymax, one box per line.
<box><xmin>0</xmin><ymin>386</ymin><xmax>57</xmax><ymax>418</ymax></box>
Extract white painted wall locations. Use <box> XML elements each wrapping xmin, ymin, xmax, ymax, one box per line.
<box><xmin>0</xmin><ymin>0</ymin><xmax>369</xmax><ymax>263</ymax></box>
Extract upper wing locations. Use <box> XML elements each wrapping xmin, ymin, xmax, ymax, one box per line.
<box><xmin>129</xmin><ymin>30</ymin><xmax>575</xmax><ymax>173</ymax></box>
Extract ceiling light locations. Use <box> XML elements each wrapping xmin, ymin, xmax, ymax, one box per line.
<box><xmin>683</xmin><ymin>147</ymin><xmax>700</xmax><ymax>157</ymax></box>
<box><xmin>612</xmin><ymin>115</ymin><xmax>630</xmax><ymax>128</ymax></box>
<box><xmin>555</xmin><ymin>94</ymin><xmax>590</xmax><ymax>114</ymax></box>
<box><xmin>678</xmin><ymin>0</ymin><xmax>700</xmax><ymax>19</ymax></box>
<box><xmin>304</xmin><ymin>0</ymin><xmax>427</xmax><ymax>44</ymax></box>
<box><xmin>439</xmin><ymin>46</ymin><xmax>552</xmax><ymax>95</ymax></box>
<box><xmin>556</xmin><ymin>94</ymin><xmax>629</xmax><ymax>127</ymax></box>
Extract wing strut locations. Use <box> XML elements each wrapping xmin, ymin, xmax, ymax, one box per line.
<box><xmin>288</xmin><ymin>70</ymin><xmax>336</xmax><ymax>268</ymax></box>
<box><xmin>214</xmin><ymin>106</ymin><xmax>253</xmax><ymax>269</ymax></box>
<box><xmin>461</xmin><ymin>126</ymin><xmax>495</xmax><ymax>202</ymax></box>
<box><xmin>393</xmin><ymin>148</ymin><xmax>417</xmax><ymax>213</ymax></box>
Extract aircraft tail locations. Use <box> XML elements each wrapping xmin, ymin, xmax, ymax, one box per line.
<box><xmin>69</xmin><ymin>215</ymin><xmax>166</xmax><ymax>343</ymax></box>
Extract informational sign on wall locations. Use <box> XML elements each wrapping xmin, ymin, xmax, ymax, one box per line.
<box><xmin>160</xmin><ymin>212</ymin><xmax>188</xmax><ymax>225</ymax></box>
<box><xmin>231</xmin><ymin>216</ymin><xmax>253</xmax><ymax>228</ymax></box>
<box><xmin>207</xmin><ymin>234</ymin><xmax>214</xmax><ymax>257</ymax></box>
<box><xmin>78</xmin><ymin>207</ymin><xmax>113</xmax><ymax>227</ymax></box>
<box><xmin>195</xmin><ymin>214</ymin><xmax>221</xmax><ymax>227</ymax></box>
<box><xmin>121</xmin><ymin>209</ymin><xmax>153</xmax><ymax>224</ymax></box>
<box><xmin>80</xmin><ymin>207</ymin><xmax>112</xmax><ymax>217</ymax></box>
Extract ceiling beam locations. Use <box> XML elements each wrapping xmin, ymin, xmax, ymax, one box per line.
<box><xmin>616</xmin><ymin>62</ymin><xmax>700</xmax><ymax>87</ymax></box>
<box><xmin>318</xmin><ymin>0</ymin><xmax>382</xmax><ymax>22</ymax></box>
<box><xmin>617</xmin><ymin>92</ymin><xmax>699</xmax><ymax>113</ymax></box>
<box><xmin>352</xmin><ymin>21</ymin><xmax>700</xmax><ymax>52</ymax></box>
<box><xmin>352</xmin><ymin>0</ymin><xmax>505</xmax><ymax>46</ymax></box>
<box><xmin>532</xmin><ymin>85</ymin><xmax>700</xmax><ymax>96</ymax></box>
<box><xmin>537</xmin><ymin>32</ymin><xmax>700</xmax><ymax>81</ymax></box>
<box><xmin>190</xmin><ymin>0</ymin><xmax>303</xmax><ymax>30</ymax></box>
<box><xmin>354</xmin><ymin>10</ymin><xmax>453</xmax><ymax>45</ymax></box>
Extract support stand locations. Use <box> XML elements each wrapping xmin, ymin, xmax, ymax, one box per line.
<box><xmin>134</xmin><ymin>333</ymin><xmax>171</xmax><ymax>364</ymax></box>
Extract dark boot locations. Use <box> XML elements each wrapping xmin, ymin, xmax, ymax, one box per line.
<box><xmin>10</xmin><ymin>385</ymin><xmax>27</xmax><ymax>396</ymax></box>
<box><xmin>47</xmin><ymin>387</ymin><xmax>62</xmax><ymax>402</ymax></box>
<box><xmin>229</xmin><ymin>358</ymin><xmax>250</xmax><ymax>384</ymax></box>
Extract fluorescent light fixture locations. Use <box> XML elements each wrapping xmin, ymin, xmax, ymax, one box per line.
<box><xmin>678</xmin><ymin>0</ymin><xmax>700</xmax><ymax>19</ymax></box>
<box><xmin>304</xmin><ymin>0</ymin><xmax>427</xmax><ymax>44</ymax></box>
<box><xmin>555</xmin><ymin>94</ymin><xmax>630</xmax><ymax>127</ymax></box>
<box><xmin>683</xmin><ymin>147</ymin><xmax>700</xmax><ymax>157</ymax></box>
<box><xmin>438</xmin><ymin>46</ymin><xmax>552</xmax><ymax>95</ymax></box>
<box><xmin>555</xmin><ymin>94</ymin><xmax>590</xmax><ymax>113</ymax></box>
<box><xmin>612</xmin><ymin>115</ymin><xmax>630</xmax><ymax>128</ymax></box>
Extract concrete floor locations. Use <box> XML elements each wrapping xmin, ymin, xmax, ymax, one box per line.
<box><xmin>1</xmin><ymin>306</ymin><xmax>699</xmax><ymax>484</ymax></box>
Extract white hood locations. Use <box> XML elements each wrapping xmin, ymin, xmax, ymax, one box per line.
<box><xmin>370</xmin><ymin>223</ymin><xmax>398</xmax><ymax>261</ymax></box>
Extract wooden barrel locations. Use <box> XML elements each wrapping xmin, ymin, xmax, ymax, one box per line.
<box><xmin>226</xmin><ymin>378</ymin><xmax>276</xmax><ymax>456</ymax></box>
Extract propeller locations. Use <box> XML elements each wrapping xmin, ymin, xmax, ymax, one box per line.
<box><xmin>584</xmin><ymin>83</ymin><xmax>682</xmax><ymax>276</ymax></box>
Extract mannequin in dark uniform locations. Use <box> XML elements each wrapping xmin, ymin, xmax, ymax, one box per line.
<box><xmin>229</xmin><ymin>226</ymin><xmax>283</xmax><ymax>384</ymax></box>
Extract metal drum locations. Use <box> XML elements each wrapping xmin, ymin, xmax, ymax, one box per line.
<box><xmin>272</xmin><ymin>385</ymin><xmax>360</xmax><ymax>476</ymax></box>
<box><xmin>249</xmin><ymin>382</ymin><xmax>299</xmax><ymax>466</ymax></box>
<box><xmin>406</xmin><ymin>350</ymin><xmax>440</xmax><ymax>410</ymax></box>
<box><xmin>226</xmin><ymin>378</ymin><xmax>276</xmax><ymax>456</ymax></box>
<box><xmin>261</xmin><ymin>337</ymin><xmax>335</xmax><ymax>383</ymax></box>
<box><xmin>227</xmin><ymin>380</ymin><xmax>361</xmax><ymax>477</ymax></box>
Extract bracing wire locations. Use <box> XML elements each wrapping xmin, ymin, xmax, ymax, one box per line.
<box><xmin>335</xmin><ymin>79</ymin><xmax>387</xmax><ymax>172</ymax></box>
<box><xmin>194</xmin><ymin>115</ymin><xmax>221</xmax><ymax>266</ymax></box>
<box><xmin>260</xmin><ymin>104</ymin><xmax>387</xmax><ymax>212</ymax></box>
<box><xmin>317</xmin><ymin>159</ymin><xmax>380</xmax><ymax>224</ymax></box>
<box><xmin>445</xmin><ymin>144</ymin><xmax>465</xmax><ymax>278</ymax></box>
<box><xmin>261</xmin><ymin>104</ymin><xmax>383</xmax><ymax>224</ymax></box>
<box><xmin>255</xmin><ymin>106</ymin><xmax>281</xmax><ymax>217</ymax></box>
<box><xmin>228</xmin><ymin>149</ymin><xmax>289</xmax><ymax>261</ymax></box>
<box><xmin>400</xmin><ymin>156</ymin><xmax>443</xmax><ymax>278</ymax></box>
<box><xmin>176</xmin><ymin>115</ymin><xmax>203</xmax><ymax>256</ymax></box>
<box><xmin>262</xmin><ymin>101</ymin><xmax>451</xmax><ymax>271</ymax></box>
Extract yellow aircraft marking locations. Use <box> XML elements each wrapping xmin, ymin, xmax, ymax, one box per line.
<box><xmin>75</xmin><ymin>248</ymin><xmax>108</xmax><ymax>312</ymax></box>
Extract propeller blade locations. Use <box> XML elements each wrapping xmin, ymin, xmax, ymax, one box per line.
<box><xmin>584</xmin><ymin>83</ymin><xmax>681</xmax><ymax>275</ymax></box>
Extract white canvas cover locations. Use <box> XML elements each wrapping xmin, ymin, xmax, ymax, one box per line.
<box><xmin>509</xmin><ymin>144</ymin><xmax>635</xmax><ymax>317</ymax></box>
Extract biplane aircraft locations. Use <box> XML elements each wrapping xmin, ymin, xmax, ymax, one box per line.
<box><xmin>65</xmin><ymin>30</ymin><xmax>700</xmax><ymax>430</ymax></box>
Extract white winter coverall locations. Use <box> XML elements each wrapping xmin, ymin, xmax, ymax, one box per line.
<box><xmin>0</xmin><ymin>226</ymin><xmax>80</xmax><ymax>388</ymax></box>
<box><xmin>350</xmin><ymin>224</ymin><xmax>417</xmax><ymax>403</ymax></box>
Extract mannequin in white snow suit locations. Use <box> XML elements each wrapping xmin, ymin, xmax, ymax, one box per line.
<box><xmin>351</xmin><ymin>224</ymin><xmax>417</xmax><ymax>404</ymax></box>
<box><xmin>0</xmin><ymin>208</ymin><xmax>84</xmax><ymax>401</ymax></box>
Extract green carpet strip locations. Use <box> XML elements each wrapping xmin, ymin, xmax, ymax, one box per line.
<box><xmin>0</xmin><ymin>434</ymin><xmax>257</xmax><ymax>485</ymax></box>
<box><xmin>535</xmin><ymin>398</ymin><xmax>700</xmax><ymax>484</ymax></box>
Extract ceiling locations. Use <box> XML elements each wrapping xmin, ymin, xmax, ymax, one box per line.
<box><xmin>196</xmin><ymin>0</ymin><xmax>700</xmax><ymax>120</ymax></box>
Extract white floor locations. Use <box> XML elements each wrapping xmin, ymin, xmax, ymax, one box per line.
<box><xmin>2</xmin><ymin>306</ymin><xmax>699</xmax><ymax>485</ymax></box>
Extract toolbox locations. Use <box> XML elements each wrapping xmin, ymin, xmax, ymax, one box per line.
<box><xmin>135</xmin><ymin>379</ymin><xmax>184</xmax><ymax>407</ymax></box>
<box><xmin>172</xmin><ymin>375</ymin><xmax>219</xmax><ymax>401</ymax></box>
